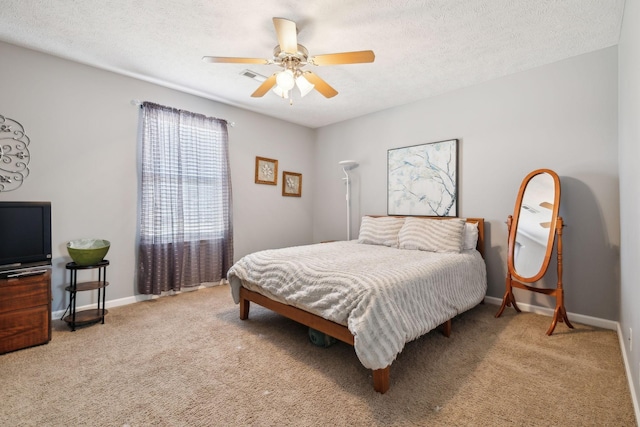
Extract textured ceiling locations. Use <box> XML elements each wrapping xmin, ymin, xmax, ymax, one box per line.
<box><xmin>0</xmin><ymin>0</ymin><xmax>625</xmax><ymax>128</ymax></box>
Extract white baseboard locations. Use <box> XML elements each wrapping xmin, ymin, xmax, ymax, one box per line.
<box><xmin>483</xmin><ymin>296</ymin><xmax>618</xmax><ymax>330</ymax></box>
<box><xmin>51</xmin><ymin>282</ymin><xmax>221</xmax><ymax>320</ymax></box>
<box><xmin>55</xmin><ymin>292</ymin><xmax>617</xmax><ymax>329</ymax></box>
<box><xmin>617</xmin><ymin>323</ymin><xmax>640</xmax><ymax>424</ymax></box>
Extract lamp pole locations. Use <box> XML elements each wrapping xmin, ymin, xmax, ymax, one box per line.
<box><xmin>339</xmin><ymin>160</ymin><xmax>358</xmax><ymax>240</ymax></box>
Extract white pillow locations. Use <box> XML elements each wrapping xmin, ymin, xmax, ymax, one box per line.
<box><xmin>398</xmin><ymin>217</ymin><xmax>466</xmax><ymax>253</ymax></box>
<box><xmin>463</xmin><ymin>222</ymin><xmax>479</xmax><ymax>250</ymax></box>
<box><xmin>357</xmin><ymin>216</ymin><xmax>405</xmax><ymax>247</ymax></box>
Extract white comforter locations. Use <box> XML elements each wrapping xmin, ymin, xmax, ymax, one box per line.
<box><xmin>227</xmin><ymin>241</ymin><xmax>487</xmax><ymax>370</ymax></box>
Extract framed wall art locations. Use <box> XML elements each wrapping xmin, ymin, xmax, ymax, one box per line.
<box><xmin>255</xmin><ymin>156</ymin><xmax>278</xmax><ymax>185</ymax></box>
<box><xmin>282</xmin><ymin>171</ymin><xmax>302</xmax><ymax>197</ymax></box>
<box><xmin>387</xmin><ymin>139</ymin><xmax>458</xmax><ymax>216</ymax></box>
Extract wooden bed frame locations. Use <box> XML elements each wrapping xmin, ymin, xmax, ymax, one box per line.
<box><xmin>238</xmin><ymin>217</ymin><xmax>485</xmax><ymax>394</ymax></box>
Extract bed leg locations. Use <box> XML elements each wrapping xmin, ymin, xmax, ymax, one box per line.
<box><xmin>440</xmin><ymin>319</ymin><xmax>452</xmax><ymax>337</ymax></box>
<box><xmin>372</xmin><ymin>367</ymin><xmax>390</xmax><ymax>394</ymax></box>
<box><xmin>240</xmin><ymin>297</ymin><xmax>250</xmax><ymax>320</ymax></box>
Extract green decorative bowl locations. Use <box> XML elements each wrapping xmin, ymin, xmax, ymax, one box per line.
<box><xmin>67</xmin><ymin>239</ymin><xmax>110</xmax><ymax>266</ymax></box>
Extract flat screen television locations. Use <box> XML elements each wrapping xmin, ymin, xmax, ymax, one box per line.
<box><xmin>0</xmin><ymin>201</ymin><xmax>52</xmax><ymax>275</ymax></box>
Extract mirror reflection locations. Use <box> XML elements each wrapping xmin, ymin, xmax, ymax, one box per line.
<box><xmin>513</xmin><ymin>172</ymin><xmax>556</xmax><ymax>278</ymax></box>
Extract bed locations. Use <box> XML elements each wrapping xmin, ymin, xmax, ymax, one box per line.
<box><xmin>227</xmin><ymin>216</ymin><xmax>486</xmax><ymax>393</ymax></box>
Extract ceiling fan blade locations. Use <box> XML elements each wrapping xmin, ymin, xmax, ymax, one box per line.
<box><xmin>540</xmin><ymin>222</ymin><xmax>552</xmax><ymax>228</ymax></box>
<box><xmin>303</xmin><ymin>72</ymin><xmax>338</xmax><ymax>98</ymax></box>
<box><xmin>273</xmin><ymin>17</ymin><xmax>298</xmax><ymax>54</ymax></box>
<box><xmin>539</xmin><ymin>201</ymin><xmax>554</xmax><ymax>209</ymax></box>
<box><xmin>202</xmin><ymin>56</ymin><xmax>269</xmax><ymax>64</ymax></box>
<box><xmin>310</xmin><ymin>50</ymin><xmax>375</xmax><ymax>66</ymax></box>
<box><xmin>251</xmin><ymin>74</ymin><xmax>278</xmax><ymax>97</ymax></box>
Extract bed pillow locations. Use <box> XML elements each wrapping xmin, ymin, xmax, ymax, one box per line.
<box><xmin>463</xmin><ymin>222</ymin><xmax>479</xmax><ymax>250</ymax></box>
<box><xmin>398</xmin><ymin>217</ymin><xmax>466</xmax><ymax>253</ymax></box>
<box><xmin>357</xmin><ymin>216</ymin><xmax>405</xmax><ymax>247</ymax></box>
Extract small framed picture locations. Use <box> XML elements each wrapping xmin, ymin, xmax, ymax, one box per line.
<box><xmin>255</xmin><ymin>156</ymin><xmax>278</xmax><ymax>185</ymax></box>
<box><xmin>282</xmin><ymin>171</ymin><xmax>302</xmax><ymax>197</ymax></box>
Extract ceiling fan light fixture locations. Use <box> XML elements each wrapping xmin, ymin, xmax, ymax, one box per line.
<box><xmin>203</xmin><ymin>18</ymin><xmax>375</xmax><ymax>101</ymax></box>
<box><xmin>275</xmin><ymin>69</ymin><xmax>295</xmax><ymax>91</ymax></box>
<box><xmin>296</xmin><ymin>74</ymin><xmax>315</xmax><ymax>97</ymax></box>
<box><xmin>272</xmin><ymin>85</ymin><xmax>289</xmax><ymax>99</ymax></box>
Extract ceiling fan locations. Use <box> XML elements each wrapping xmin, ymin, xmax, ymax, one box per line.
<box><xmin>202</xmin><ymin>17</ymin><xmax>375</xmax><ymax>101</ymax></box>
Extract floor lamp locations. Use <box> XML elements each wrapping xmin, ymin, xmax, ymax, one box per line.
<box><xmin>339</xmin><ymin>160</ymin><xmax>359</xmax><ymax>240</ymax></box>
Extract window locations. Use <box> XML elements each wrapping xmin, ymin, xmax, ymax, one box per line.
<box><xmin>137</xmin><ymin>102</ymin><xmax>233</xmax><ymax>295</ymax></box>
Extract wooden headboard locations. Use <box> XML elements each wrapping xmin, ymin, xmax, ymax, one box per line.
<box><xmin>369</xmin><ymin>216</ymin><xmax>485</xmax><ymax>259</ymax></box>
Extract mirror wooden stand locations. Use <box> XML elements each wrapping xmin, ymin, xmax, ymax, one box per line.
<box><xmin>495</xmin><ymin>169</ymin><xmax>574</xmax><ymax>335</ymax></box>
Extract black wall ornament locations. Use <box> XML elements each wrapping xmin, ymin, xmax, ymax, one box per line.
<box><xmin>0</xmin><ymin>115</ymin><xmax>30</xmax><ymax>192</ymax></box>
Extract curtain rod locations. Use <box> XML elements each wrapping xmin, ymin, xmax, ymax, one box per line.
<box><xmin>130</xmin><ymin>99</ymin><xmax>236</xmax><ymax>127</ymax></box>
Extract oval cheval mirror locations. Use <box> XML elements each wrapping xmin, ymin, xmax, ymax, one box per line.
<box><xmin>495</xmin><ymin>169</ymin><xmax>574</xmax><ymax>335</ymax></box>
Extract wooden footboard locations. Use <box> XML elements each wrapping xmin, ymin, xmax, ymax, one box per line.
<box><xmin>239</xmin><ymin>286</ymin><xmax>453</xmax><ymax>394</ymax></box>
<box><xmin>239</xmin><ymin>287</ymin><xmax>354</xmax><ymax>345</ymax></box>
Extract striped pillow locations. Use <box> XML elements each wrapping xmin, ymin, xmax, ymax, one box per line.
<box><xmin>357</xmin><ymin>216</ymin><xmax>405</xmax><ymax>247</ymax></box>
<box><xmin>398</xmin><ymin>217</ymin><xmax>466</xmax><ymax>253</ymax></box>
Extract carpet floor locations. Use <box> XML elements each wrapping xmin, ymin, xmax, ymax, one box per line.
<box><xmin>0</xmin><ymin>284</ymin><xmax>635</xmax><ymax>426</ymax></box>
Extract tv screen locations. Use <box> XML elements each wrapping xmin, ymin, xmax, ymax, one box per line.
<box><xmin>0</xmin><ymin>201</ymin><xmax>52</xmax><ymax>272</ymax></box>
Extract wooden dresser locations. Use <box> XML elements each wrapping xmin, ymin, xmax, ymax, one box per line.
<box><xmin>0</xmin><ymin>271</ymin><xmax>51</xmax><ymax>354</ymax></box>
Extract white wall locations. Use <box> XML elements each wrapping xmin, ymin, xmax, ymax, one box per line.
<box><xmin>0</xmin><ymin>41</ymin><xmax>315</xmax><ymax>313</ymax></box>
<box><xmin>314</xmin><ymin>47</ymin><xmax>620</xmax><ymax>321</ymax></box>
<box><xmin>0</xmin><ymin>34</ymin><xmax>625</xmax><ymax>335</ymax></box>
<box><xmin>619</xmin><ymin>0</ymin><xmax>640</xmax><ymax>412</ymax></box>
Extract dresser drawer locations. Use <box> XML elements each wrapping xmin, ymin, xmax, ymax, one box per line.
<box><xmin>0</xmin><ymin>305</ymin><xmax>50</xmax><ymax>353</ymax></box>
<box><xmin>0</xmin><ymin>275</ymin><xmax>50</xmax><ymax>314</ymax></box>
<box><xmin>0</xmin><ymin>272</ymin><xmax>51</xmax><ymax>353</ymax></box>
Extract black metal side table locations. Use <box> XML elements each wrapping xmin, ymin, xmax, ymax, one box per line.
<box><xmin>63</xmin><ymin>260</ymin><xmax>109</xmax><ymax>331</ymax></box>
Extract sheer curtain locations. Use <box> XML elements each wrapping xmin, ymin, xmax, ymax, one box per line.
<box><xmin>137</xmin><ymin>102</ymin><xmax>233</xmax><ymax>295</ymax></box>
